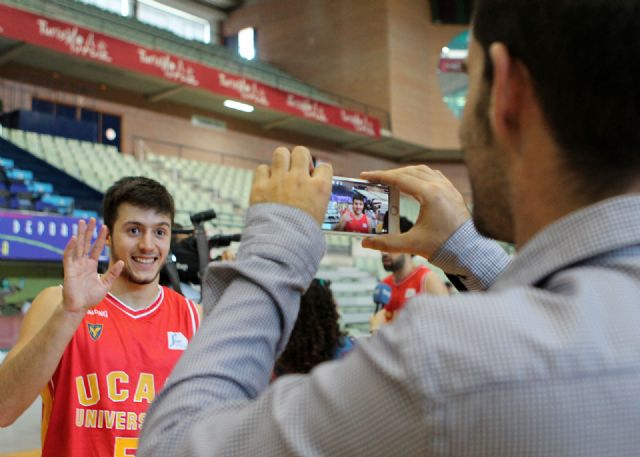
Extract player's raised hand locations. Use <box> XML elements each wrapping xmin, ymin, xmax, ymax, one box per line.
<box><xmin>250</xmin><ymin>146</ymin><xmax>333</xmax><ymax>224</ymax></box>
<box><xmin>360</xmin><ymin>165</ymin><xmax>470</xmax><ymax>259</ymax></box>
<box><xmin>61</xmin><ymin>218</ymin><xmax>123</xmax><ymax>313</ymax></box>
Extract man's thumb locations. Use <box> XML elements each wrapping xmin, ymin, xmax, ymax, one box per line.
<box><xmin>102</xmin><ymin>260</ymin><xmax>124</xmax><ymax>289</ymax></box>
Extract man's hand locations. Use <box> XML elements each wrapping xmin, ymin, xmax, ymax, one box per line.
<box><xmin>361</xmin><ymin>165</ymin><xmax>470</xmax><ymax>259</ymax></box>
<box><xmin>250</xmin><ymin>146</ymin><xmax>333</xmax><ymax>224</ymax></box>
<box><xmin>369</xmin><ymin>309</ymin><xmax>387</xmax><ymax>333</ymax></box>
<box><xmin>220</xmin><ymin>249</ymin><xmax>236</xmax><ymax>262</ymax></box>
<box><xmin>62</xmin><ymin>218</ymin><xmax>123</xmax><ymax>313</ymax></box>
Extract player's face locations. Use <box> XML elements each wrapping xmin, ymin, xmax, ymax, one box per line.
<box><xmin>352</xmin><ymin>199</ymin><xmax>364</xmax><ymax>215</ymax></box>
<box><xmin>109</xmin><ymin>203</ymin><xmax>172</xmax><ymax>286</ymax></box>
<box><xmin>381</xmin><ymin>252</ymin><xmax>406</xmax><ymax>272</ymax></box>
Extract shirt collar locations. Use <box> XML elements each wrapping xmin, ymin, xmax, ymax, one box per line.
<box><xmin>493</xmin><ymin>194</ymin><xmax>640</xmax><ymax>290</ymax></box>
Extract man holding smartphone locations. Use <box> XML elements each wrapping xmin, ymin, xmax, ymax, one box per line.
<box><xmin>139</xmin><ymin>1</ymin><xmax>640</xmax><ymax>455</ymax></box>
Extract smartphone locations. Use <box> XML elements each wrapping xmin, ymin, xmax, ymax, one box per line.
<box><xmin>322</xmin><ymin>177</ymin><xmax>399</xmax><ymax>236</ymax></box>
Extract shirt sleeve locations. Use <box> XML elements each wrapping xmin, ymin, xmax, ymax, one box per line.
<box><xmin>137</xmin><ymin>203</ymin><xmax>432</xmax><ymax>457</ymax></box>
<box><xmin>429</xmin><ymin>219</ymin><xmax>511</xmax><ymax>291</ymax></box>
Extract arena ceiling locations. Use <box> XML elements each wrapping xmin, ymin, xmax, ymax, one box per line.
<box><xmin>0</xmin><ymin>37</ymin><xmax>463</xmax><ymax>163</ymax></box>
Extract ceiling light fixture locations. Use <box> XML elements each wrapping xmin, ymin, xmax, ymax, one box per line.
<box><xmin>223</xmin><ymin>100</ymin><xmax>254</xmax><ymax>113</ymax></box>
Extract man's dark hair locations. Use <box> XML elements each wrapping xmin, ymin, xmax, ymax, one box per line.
<box><xmin>473</xmin><ymin>0</ymin><xmax>640</xmax><ymax>199</ymax></box>
<box><xmin>352</xmin><ymin>194</ymin><xmax>365</xmax><ymax>203</ymax></box>
<box><xmin>103</xmin><ymin>176</ymin><xmax>175</xmax><ymax>232</ymax></box>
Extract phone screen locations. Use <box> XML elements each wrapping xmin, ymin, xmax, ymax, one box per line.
<box><xmin>322</xmin><ymin>177</ymin><xmax>391</xmax><ymax>235</ymax></box>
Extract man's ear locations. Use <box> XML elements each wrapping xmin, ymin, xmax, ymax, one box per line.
<box><xmin>489</xmin><ymin>43</ymin><xmax>530</xmax><ymax>145</ymax></box>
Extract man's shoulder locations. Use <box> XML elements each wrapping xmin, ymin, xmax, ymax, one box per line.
<box><xmin>415</xmin><ymin>265</ymin><xmax>431</xmax><ymax>277</ymax></box>
<box><xmin>398</xmin><ymin>285</ymin><xmax>626</xmax><ymax>398</ymax></box>
<box><xmin>160</xmin><ymin>286</ymin><xmax>191</xmax><ymax>304</ymax></box>
<box><xmin>31</xmin><ymin>285</ymin><xmax>63</xmax><ymax>312</ymax></box>
<box><xmin>160</xmin><ymin>286</ymin><xmax>200</xmax><ymax>313</ymax></box>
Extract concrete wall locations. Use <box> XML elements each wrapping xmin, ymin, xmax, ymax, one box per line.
<box><xmin>225</xmin><ymin>0</ymin><xmax>467</xmax><ymax>149</ymax></box>
<box><xmin>225</xmin><ymin>0</ymin><xmax>391</xmax><ymax>121</ymax></box>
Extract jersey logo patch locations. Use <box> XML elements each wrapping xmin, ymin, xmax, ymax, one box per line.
<box><xmin>88</xmin><ymin>324</ymin><xmax>103</xmax><ymax>341</ymax></box>
<box><xmin>167</xmin><ymin>332</ymin><xmax>188</xmax><ymax>350</ymax></box>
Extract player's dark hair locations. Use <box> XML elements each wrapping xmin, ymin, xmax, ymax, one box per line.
<box><xmin>103</xmin><ymin>176</ymin><xmax>175</xmax><ymax>232</ymax></box>
<box><xmin>352</xmin><ymin>194</ymin><xmax>365</xmax><ymax>203</ymax></box>
<box><xmin>276</xmin><ymin>279</ymin><xmax>345</xmax><ymax>375</ymax></box>
<box><xmin>473</xmin><ymin>0</ymin><xmax>640</xmax><ymax>199</ymax></box>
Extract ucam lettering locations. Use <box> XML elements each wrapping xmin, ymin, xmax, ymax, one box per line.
<box><xmin>286</xmin><ymin>94</ymin><xmax>328</xmax><ymax>122</ymax></box>
<box><xmin>218</xmin><ymin>74</ymin><xmax>269</xmax><ymax>106</ymax></box>
<box><xmin>137</xmin><ymin>49</ymin><xmax>199</xmax><ymax>86</ymax></box>
<box><xmin>36</xmin><ymin>19</ymin><xmax>111</xmax><ymax>62</ymax></box>
<box><xmin>76</xmin><ymin>372</ymin><xmax>156</xmax><ymax>406</ymax></box>
<box><xmin>340</xmin><ymin>109</ymin><xmax>376</xmax><ymax>136</ymax></box>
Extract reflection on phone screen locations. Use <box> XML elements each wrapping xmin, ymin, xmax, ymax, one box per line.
<box><xmin>322</xmin><ymin>178</ymin><xmax>390</xmax><ymax>234</ymax></box>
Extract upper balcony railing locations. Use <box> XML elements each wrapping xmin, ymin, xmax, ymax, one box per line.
<box><xmin>1</xmin><ymin>0</ymin><xmax>391</xmax><ymax>130</ymax></box>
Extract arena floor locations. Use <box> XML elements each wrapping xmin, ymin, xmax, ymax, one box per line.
<box><xmin>0</xmin><ymin>397</ymin><xmax>40</xmax><ymax>456</ymax></box>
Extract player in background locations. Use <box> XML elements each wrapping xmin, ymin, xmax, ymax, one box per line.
<box><xmin>0</xmin><ymin>177</ymin><xmax>201</xmax><ymax>457</ymax></box>
<box><xmin>371</xmin><ymin>217</ymin><xmax>431</xmax><ymax>330</ymax></box>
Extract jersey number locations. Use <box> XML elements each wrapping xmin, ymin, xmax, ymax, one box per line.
<box><xmin>114</xmin><ymin>437</ymin><xmax>138</xmax><ymax>457</ymax></box>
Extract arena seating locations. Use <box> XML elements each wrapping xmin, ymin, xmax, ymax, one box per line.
<box><xmin>1</xmin><ymin>128</ymin><xmax>245</xmax><ymax>229</ymax></box>
<box><xmin>317</xmin><ymin>263</ymin><xmax>378</xmax><ymax>336</ymax></box>
<box><xmin>1</xmin><ymin>126</ymin><xmax>431</xmax><ymax>335</ymax></box>
<box><xmin>0</xmin><ymin>147</ymin><xmax>97</xmax><ymax>216</ymax></box>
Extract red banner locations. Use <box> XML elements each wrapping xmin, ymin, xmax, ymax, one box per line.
<box><xmin>0</xmin><ymin>4</ymin><xmax>381</xmax><ymax>137</ymax></box>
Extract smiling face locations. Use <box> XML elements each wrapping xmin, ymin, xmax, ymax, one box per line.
<box><xmin>352</xmin><ymin>198</ymin><xmax>364</xmax><ymax>216</ymax></box>
<box><xmin>108</xmin><ymin>203</ymin><xmax>172</xmax><ymax>286</ymax></box>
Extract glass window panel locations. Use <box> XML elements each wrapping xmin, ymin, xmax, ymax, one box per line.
<box><xmin>137</xmin><ymin>0</ymin><xmax>210</xmax><ymax>43</ymax></box>
<box><xmin>76</xmin><ymin>0</ymin><xmax>129</xmax><ymax>16</ymax></box>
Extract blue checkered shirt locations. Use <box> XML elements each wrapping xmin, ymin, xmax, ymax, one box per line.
<box><xmin>139</xmin><ymin>196</ymin><xmax>640</xmax><ymax>456</ymax></box>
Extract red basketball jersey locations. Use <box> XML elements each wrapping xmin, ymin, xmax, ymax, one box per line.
<box><xmin>382</xmin><ymin>265</ymin><xmax>431</xmax><ymax>320</ymax></box>
<box><xmin>41</xmin><ymin>286</ymin><xmax>200</xmax><ymax>457</ymax></box>
<box><xmin>344</xmin><ymin>211</ymin><xmax>370</xmax><ymax>233</ymax></box>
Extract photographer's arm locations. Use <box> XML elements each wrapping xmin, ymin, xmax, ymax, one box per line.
<box><xmin>140</xmin><ymin>148</ymin><xmax>436</xmax><ymax>457</ymax></box>
<box><xmin>0</xmin><ymin>220</ymin><xmax>122</xmax><ymax>426</ymax></box>
<box><xmin>361</xmin><ymin>166</ymin><xmax>510</xmax><ymax>291</ymax></box>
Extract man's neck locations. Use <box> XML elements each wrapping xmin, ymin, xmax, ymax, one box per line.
<box><xmin>108</xmin><ymin>277</ymin><xmax>160</xmax><ymax>310</ymax></box>
<box><xmin>393</xmin><ymin>261</ymin><xmax>417</xmax><ymax>283</ymax></box>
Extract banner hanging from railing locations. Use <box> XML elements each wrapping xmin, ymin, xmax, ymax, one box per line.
<box><xmin>0</xmin><ymin>4</ymin><xmax>381</xmax><ymax>137</ymax></box>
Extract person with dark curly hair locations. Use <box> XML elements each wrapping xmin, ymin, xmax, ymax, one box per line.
<box><xmin>273</xmin><ymin>278</ymin><xmax>354</xmax><ymax>377</ymax></box>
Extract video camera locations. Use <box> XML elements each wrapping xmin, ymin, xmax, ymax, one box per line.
<box><xmin>161</xmin><ymin>209</ymin><xmax>241</xmax><ymax>293</ymax></box>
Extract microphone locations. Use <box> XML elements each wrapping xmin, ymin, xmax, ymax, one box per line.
<box><xmin>208</xmin><ymin>234</ymin><xmax>241</xmax><ymax>248</ymax></box>
<box><xmin>373</xmin><ymin>283</ymin><xmax>392</xmax><ymax>313</ymax></box>
<box><xmin>190</xmin><ymin>209</ymin><xmax>217</xmax><ymax>226</ymax></box>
